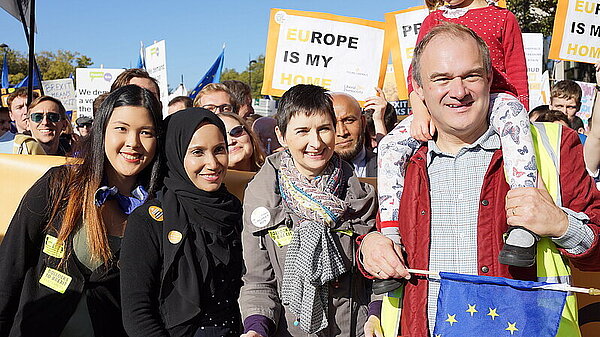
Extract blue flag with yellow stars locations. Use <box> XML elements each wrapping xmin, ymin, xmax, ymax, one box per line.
<box><xmin>433</xmin><ymin>272</ymin><xmax>567</xmax><ymax>337</ymax></box>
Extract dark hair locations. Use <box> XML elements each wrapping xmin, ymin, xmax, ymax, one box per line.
<box><xmin>551</xmin><ymin>80</ymin><xmax>582</xmax><ymax>107</ymax></box>
<box><xmin>111</xmin><ymin>68</ymin><xmax>160</xmax><ymax>98</ymax></box>
<box><xmin>529</xmin><ymin>105</ymin><xmax>549</xmax><ymax>120</ymax></box>
<box><xmin>48</xmin><ymin>85</ymin><xmax>164</xmax><ymax>264</ymax></box>
<box><xmin>411</xmin><ymin>22</ymin><xmax>492</xmax><ymax>87</ymax></box>
<box><xmin>535</xmin><ymin>109</ymin><xmax>570</xmax><ymax>125</ymax></box>
<box><xmin>276</xmin><ymin>84</ymin><xmax>335</xmax><ymax>136</ymax></box>
<box><xmin>28</xmin><ymin>96</ymin><xmax>67</xmax><ymax>120</ymax></box>
<box><xmin>7</xmin><ymin>87</ymin><xmax>40</xmax><ymax>111</ymax></box>
<box><xmin>570</xmin><ymin>116</ymin><xmax>584</xmax><ymax>131</ymax></box>
<box><xmin>168</xmin><ymin>96</ymin><xmax>193</xmax><ymax>109</ymax></box>
<box><xmin>222</xmin><ymin>80</ymin><xmax>252</xmax><ymax>107</ymax></box>
<box><xmin>92</xmin><ymin>92</ymin><xmax>111</xmax><ymax>117</ymax></box>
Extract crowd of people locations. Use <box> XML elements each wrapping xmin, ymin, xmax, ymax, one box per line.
<box><xmin>1</xmin><ymin>0</ymin><xmax>600</xmax><ymax>336</ymax></box>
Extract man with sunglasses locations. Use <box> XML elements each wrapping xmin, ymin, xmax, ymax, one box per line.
<box><xmin>24</xmin><ymin>96</ymin><xmax>68</xmax><ymax>155</ymax></box>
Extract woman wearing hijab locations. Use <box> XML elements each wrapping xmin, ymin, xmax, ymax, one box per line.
<box><xmin>239</xmin><ymin>85</ymin><xmax>377</xmax><ymax>337</ymax></box>
<box><xmin>120</xmin><ymin>108</ymin><xmax>243</xmax><ymax>337</ymax></box>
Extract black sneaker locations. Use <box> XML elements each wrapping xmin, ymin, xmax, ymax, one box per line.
<box><xmin>498</xmin><ymin>226</ymin><xmax>539</xmax><ymax>267</ymax></box>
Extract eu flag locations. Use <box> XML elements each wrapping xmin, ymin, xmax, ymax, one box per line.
<box><xmin>14</xmin><ymin>63</ymin><xmax>41</xmax><ymax>89</ymax></box>
<box><xmin>433</xmin><ymin>272</ymin><xmax>567</xmax><ymax>337</ymax></box>
<box><xmin>1</xmin><ymin>52</ymin><xmax>9</xmax><ymax>88</ymax></box>
<box><xmin>188</xmin><ymin>49</ymin><xmax>224</xmax><ymax>100</ymax></box>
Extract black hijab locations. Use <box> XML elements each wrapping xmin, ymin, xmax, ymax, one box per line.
<box><xmin>161</xmin><ymin>108</ymin><xmax>242</xmax><ymax>323</ymax></box>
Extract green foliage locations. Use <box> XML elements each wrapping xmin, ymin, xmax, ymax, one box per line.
<box><xmin>221</xmin><ymin>55</ymin><xmax>265</xmax><ymax>98</ymax></box>
<box><xmin>506</xmin><ymin>0</ymin><xmax>558</xmax><ymax>36</ymax></box>
<box><xmin>0</xmin><ymin>48</ymin><xmax>93</xmax><ymax>85</ymax></box>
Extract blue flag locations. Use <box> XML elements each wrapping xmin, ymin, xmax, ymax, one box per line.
<box><xmin>1</xmin><ymin>52</ymin><xmax>9</xmax><ymax>88</ymax></box>
<box><xmin>433</xmin><ymin>272</ymin><xmax>567</xmax><ymax>337</ymax></box>
<box><xmin>15</xmin><ymin>63</ymin><xmax>42</xmax><ymax>89</ymax></box>
<box><xmin>188</xmin><ymin>49</ymin><xmax>224</xmax><ymax>100</ymax></box>
<box><xmin>136</xmin><ymin>41</ymin><xmax>146</xmax><ymax>70</ymax></box>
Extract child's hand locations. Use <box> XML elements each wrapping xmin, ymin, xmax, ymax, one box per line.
<box><xmin>411</xmin><ymin>110</ymin><xmax>436</xmax><ymax>141</ymax></box>
<box><xmin>364</xmin><ymin>87</ymin><xmax>388</xmax><ymax>122</ymax></box>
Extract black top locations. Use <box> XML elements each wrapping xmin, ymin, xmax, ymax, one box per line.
<box><xmin>0</xmin><ymin>166</ymin><xmax>126</xmax><ymax>337</ymax></box>
<box><xmin>120</xmin><ymin>198</ymin><xmax>243</xmax><ymax>337</ymax></box>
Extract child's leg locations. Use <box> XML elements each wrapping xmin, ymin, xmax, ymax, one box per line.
<box><xmin>377</xmin><ymin>114</ymin><xmax>422</xmax><ymax>243</ymax></box>
<box><xmin>489</xmin><ymin>93</ymin><xmax>537</xmax><ymax>188</ymax></box>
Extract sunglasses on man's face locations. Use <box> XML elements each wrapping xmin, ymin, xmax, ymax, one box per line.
<box><xmin>228</xmin><ymin>125</ymin><xmax>246</xmax><ymax>138</ymax></box>
<box><xmin>29</xmin><ymin>112</ymin><xmax>61</xmax><ymax>123</ymax></box>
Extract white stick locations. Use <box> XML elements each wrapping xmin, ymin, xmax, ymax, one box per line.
<box><xmin>405</xmin><ymin>269</ymin><xmax>600</xmax><ymax>296</ymax></box>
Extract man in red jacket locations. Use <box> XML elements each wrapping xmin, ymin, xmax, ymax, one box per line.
<box><xmin>360</xmin><ymin>23</ymin><xmax>600</xmax><ymax>336</ymax></box>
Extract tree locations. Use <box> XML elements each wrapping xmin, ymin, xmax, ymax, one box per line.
<box><xmin>506</xmin><ymin>0</ymin><xmax>557</xmax><ymax>36</ymax></box>
<box><xmin>221</xmin><ymin>55</ymin><xmax>265</xmax><ymax>98</ymax></box>
<box><xmin>0</xmin><ymin>48</ymin><xmax>93</xmax><ymax>85</ymax></box>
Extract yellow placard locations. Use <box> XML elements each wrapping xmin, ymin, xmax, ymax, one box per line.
<box><xmin>39</xmin><ymin>267</ymin><xmax>72</xmax><ymax>294</ymax></box>
<box><xmin>549</xmin><ymin>0</ymin><xmax>600</xmax><ymax>63</ymax></box>
<box><xmin>268</xmin><ymin>226</ymin><xmax>294</xmax><ymax>247</ymax></box>
<box><xmin>43</xmin><ymin>235</ymin><xmax>65</xmax><ymax>259</ymax></box>
<box><xmin>384</xmin><ymin>6</ymin><xmax>429</xmax><ymax>101</ymax></box>
<box><xmin>262</xmin><ymin>8</ymin><xmax>388</xmax><ymax>104</ymax></box>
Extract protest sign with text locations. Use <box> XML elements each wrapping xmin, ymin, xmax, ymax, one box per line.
<box><xmin>385</xmin><ymin>6</ymin><xmax>428</xmax><ymax>100</ymax></box>
<box><xmin>549</xmin><ymin>0</ymin><xmax>600</xmax><ymax>63</ymax></box>
<box><xmin>262</xmin><ymin>9</ymin><xmax>387</xmax><ymax>102</ymax></box>
<box><xmin>523</xmin><ymin>33</ymin><xmax>545</xmax><ymax>110</ymax></box>
<box><xmin>42</xmin><ymin>78</ymin><xmax>77</xmax><ymax>112</ymax></box>
<box><xmin>76</xmin><ymin>68</ymin><xmax>124</xmax><ymax>117</ymax></box>
<box><xmin>145</xmin><ymin>40</ymin><xmax>169</xmax><ymax>117</ymax></box>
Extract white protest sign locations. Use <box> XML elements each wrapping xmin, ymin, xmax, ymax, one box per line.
<box><xmin>576</xmin><ymin>81</ymin><xmax>598</xmax><ymax>123</ymax></box>
<box><xmin>76</xmin><ymin>68</ymin><xmax>124</xmax><ymax>117</ymax></box>
<box><xmin>41</xmin><ymin>78</ymin><xmax>77</xmax><ymax>111</ymax></box>
<box><xmin>262</xmin><ymin>9</ymin><xmax>387</xmax><ymax>102</ymax></box>
<box><xmin>385</xmin><ymin>6</ymin><xmax>429</xmax><ymax>100</ymax></box>
<box><xmin>522</xmin><ymin>33</ymin><xmax>545</xmax><ymax>110</ymax></box>
<box><xmin>549</xmin><ymin>0</ymin><xmax>600</xmax><ymax>63</ymax></box>
<box><xmin>145</xmin><ymin>40</ymin><xmax>169</xmax><ymax>117</ymax></box>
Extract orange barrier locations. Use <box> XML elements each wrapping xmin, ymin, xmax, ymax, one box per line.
<box><xmin>0</xmin><ymin>154</ymin><xmax>594</xmax><ymax>336</ymax></box>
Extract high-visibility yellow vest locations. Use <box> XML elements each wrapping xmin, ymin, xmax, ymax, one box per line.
<box><xmin>380</xmin><ymin>123</ymin><xmax>581</xmax><ymax>337</ymax></box>
<box><xmin>531</xmin><ymin>122</ymin><xmax>581</xmax><ymax>337</ymax></box>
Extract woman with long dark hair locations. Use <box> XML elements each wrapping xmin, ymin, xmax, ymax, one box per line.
<box><xmin>121</xmin><ymin>108</ymin><xmax>244</xmax><ymax>337</ymax></box>
<box><xmin>0</xmin><ymin>85</ymin><xmax>163</xmax><ymax>337</ymax></box>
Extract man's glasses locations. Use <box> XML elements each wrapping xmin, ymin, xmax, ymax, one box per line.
<box><xmin>77</xmin><ymin>123</ymin><xmax>92</xmax><ymax>128</ymax></box>
<box><xmin>29</xmin><ymin>112</ymin><xmax>61</xmax><ymax>123</ymax></box>
<box><xmin>202</xmin><ymin>104</ymin><xmax>233</xmax><ymax>113</ymax></box>
<box><xmin>228</xmin><ymin>125</ymin><xmax>246</xmax><ymax>138</ymax></box>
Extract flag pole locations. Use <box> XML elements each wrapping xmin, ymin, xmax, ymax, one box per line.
<box><xmin>405</xmin><ymin>269</ymin><xmax>600</xmax><ymax>295</ymax></box>
<box><xmin>16</xmin><ymin>0</ymin><xmax>38</xmax><ymax>103</ymax></box>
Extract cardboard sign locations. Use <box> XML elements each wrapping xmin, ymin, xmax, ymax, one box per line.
<box><xmin>262</xmin><ymin>8</ymin><xmax>387</xmax><ymax>102</ymax></box>
<box><xmin>576</xmin><ymin>81</ymin><xmax>598</xmax><ymax>124</ymax></box>
<box><xmin>76</xmin><ymin>68</ymin><xmax>124</xmax><ymax>117</ymax></box>
<box><xmin>523</xmin><ymin>33</ymin><xmax>545</xmax><ymax>110</ymax></box>
<box><xmin>41</xmin><ymin>78</ymin><xmax>77</xmax><ymax>112</ymax></box>
<box><xmin>385</xmin><ymin>6</ymin><xmax>429</xmax><ymax>100</ymax></box>
<box><xmin>549</xmin><ymin>0</ymin><xmax>600</xmax><ymax>63</ymax></box>
<box><xmin>145</xmin><ymin>40</ymin><xmax>169</xmax><ymax>117</ymax></box>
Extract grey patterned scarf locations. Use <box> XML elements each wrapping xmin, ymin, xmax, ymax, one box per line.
<box><xmin>278</xmin><ymin>151</ymin><xmax>348</xmax><ymax>334</ymax></box>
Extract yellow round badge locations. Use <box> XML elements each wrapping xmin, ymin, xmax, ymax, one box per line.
<box><xmin>148</xmin><ymin>206</ymin><xmax>164</xmax><ymax>222</ymax></box>
<box><xmin>168</xmin><ymin>231</ymin><xmax>183</xmax><ymax>244</ymax></box>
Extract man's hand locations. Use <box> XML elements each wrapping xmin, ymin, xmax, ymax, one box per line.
<box><xmin>364</xmin><ymin>315</ymin><xmax>384</xmax><ymax>337</ymax></box>
<box><xmin>505</xmin><ymin>187</ymin><xmax>569</xmax><ymax>238</ymax></box>
<box><xmin>361</xmin><ymin>232</ymin><xmax>410</xmax><ymax>280</ymax></box>
<box><xmin>241</xmin><ymin>331</ymin><xmax>264</xmax><ymax>337</ymax></box>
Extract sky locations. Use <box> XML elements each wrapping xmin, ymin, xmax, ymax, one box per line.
<box><xmin>0</xmin><ymin>0</ymin><xmax>423</xmax><ymax>91</ymax></box>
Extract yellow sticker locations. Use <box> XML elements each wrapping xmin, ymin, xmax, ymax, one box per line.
<box><xmin>149</xmin><ymin>206</ymin><xmax>164</xmax><ymax>221</ymax></box>
<box><xmin>168</xmin><ymin>230</ymin><xmax>182</xmax><ymax>244</ymax></box>
<box><xmin>39</xmin><ymin>267</ymin><xmax>72</xmax><ymax>294</ymax></box>
<box><xmin>268</xmin><ymin>227</ymin><xmax>294</xmax><ymax>247</ymax></box>
<box><xmin>43</xmin><ymin>235</ymin><xmax>65</xmax><ymax>259</ymax></box>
